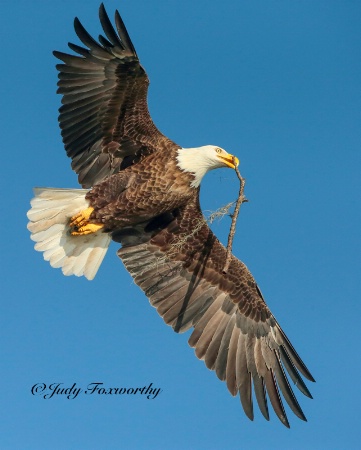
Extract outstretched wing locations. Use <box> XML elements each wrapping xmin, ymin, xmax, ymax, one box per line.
<box><xmin>113</xmin><ymin>194</ymin><xmax>315</xmax><ymax>427</ymax></box>
<box><xmin>54</xmin><ymin>3</ymin><xmax>177</xmax><ymax>188</ymax></box>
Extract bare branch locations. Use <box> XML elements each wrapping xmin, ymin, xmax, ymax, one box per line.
<box><xmin>223</xmin><ymin>160</ymin><xmax>247</xmax><ymax>274</ymax></box>
<box><xmin>141</xmin><ymin>162</ymin><xmax>247</xmax><ymax>278</ymax></box>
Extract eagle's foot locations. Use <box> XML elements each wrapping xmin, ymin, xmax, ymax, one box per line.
<box><xmin>69</xmin><ymin>207</ymin><xmax>94</xmax><ymax>228</ymax></box>
<box><xmin>70</xmin><ymin>223</ymin><xmax>104</xmax><ymax>236</ymax></box>
<box><xmin>69</xmin><ymin>207</ymin><xmax>104</xmax><ymax>236</ymax></box>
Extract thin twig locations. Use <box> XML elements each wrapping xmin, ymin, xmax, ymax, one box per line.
<box><xmin>223</xmin><ymin>159</ymin><xmax>247</xmax><ymax>273</ymax></box>
<box><xmin>145</xmin><ymin>164</ymin><xmax>246</xmax><ymax>276</ymax></box>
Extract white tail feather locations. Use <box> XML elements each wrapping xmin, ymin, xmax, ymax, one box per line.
<box><xmin>27</xmin><ymin>188</ymin><xmax>111</xmax><ymax>280</ymax></box>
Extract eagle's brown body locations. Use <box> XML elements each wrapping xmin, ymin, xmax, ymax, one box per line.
<box><xmin>27</xmin><ymin>3</ymin><xmax>315</xmax><ymax>428</ymax></box>
<box><xmin>87</xmin><ymin>146</ymin><xmax>195</xmax><ymax>230</ymax></box>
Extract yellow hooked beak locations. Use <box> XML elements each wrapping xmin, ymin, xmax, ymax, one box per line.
<box><xmin>218</xmin><ymin>154</ymin><xmax>239</xmax><ymax>169</ymax></box>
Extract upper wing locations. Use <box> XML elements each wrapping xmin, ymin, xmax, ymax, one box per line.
<box><xmin>113</xmin><ymin>194</ymin><xmax>315</xmax><ymax>427</ymax></box>
<box><xmin>54</xmin><ymin>4</ymin><xmax>177</xmax><ymax>188</ymax></box>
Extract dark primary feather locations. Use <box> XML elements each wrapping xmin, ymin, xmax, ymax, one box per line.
<box><xmin>54</xmin><ymin>3</ymin><xmax>176</xmax><ymax>188</ymax></box>
<box><xmin>113</xmin><ymin>194</ymin><xmax>315</xmax><ymax>427</ymax></box>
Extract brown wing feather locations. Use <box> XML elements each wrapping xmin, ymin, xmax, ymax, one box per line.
<box><xmin>54</xmin><ymin>4</ymin><xmax>176</xmax><ymax>188</ymax></box>
<box><xmin>113</xmin><ymin>194</ymin><xmax>315</xmax><ymax>427</ymax></box>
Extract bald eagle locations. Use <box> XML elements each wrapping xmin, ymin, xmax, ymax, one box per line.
<box><xmin>27</xmin><ymin>4</ymin><xmax>314</xmax><ymax>427</ymax></box>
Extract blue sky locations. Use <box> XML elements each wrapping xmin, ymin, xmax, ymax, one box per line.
<box><xmin>1</xmin><ymin>0</ymin><xmax>361</xmax><ymax>448</ymax></box>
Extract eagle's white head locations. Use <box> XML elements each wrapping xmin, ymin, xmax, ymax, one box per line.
<box><xmin>176</xmin><ymin>145</ymin><xmax>239</xmax><ymax>188</ymax></box>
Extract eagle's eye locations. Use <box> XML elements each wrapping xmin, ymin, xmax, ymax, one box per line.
<box><xmin>215</xmin><ymin>148</ymin><xmax>222</xmax><ymax>154</ymax></box>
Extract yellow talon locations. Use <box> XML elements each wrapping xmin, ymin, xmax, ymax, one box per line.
<box><xmin>69</xmin><ymin>207</ymin><xmax>104</xmax><ymax>236</ymax></box>
<box><xmin>69</xmin><ymin>207</ymin><xmax>95</xmax><ymax>228</ymax></box>
<box><xmin>70</xmin><ymin>223</ymin><xmax>104</xmax><ymax>236</ymax></box>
